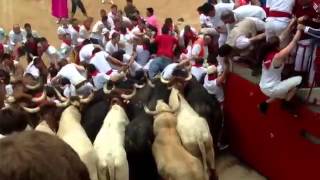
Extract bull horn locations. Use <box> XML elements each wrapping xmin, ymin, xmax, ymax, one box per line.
<box><xmin>147</xmin><ymin>79</ymin><xmax>155</xmax><ymax>88</ymax></box>
<box><xmin>170</xmin><ymin>94</ymin><xmax>181</xmax><ymax>113</ymax></box>
<box><xmin>31</xmin><ymin>91</ymin><xmax>47</xmax><ymax>103</ymax></box>
<box><xmin>160</xmin><ymin>75</ymin><xmax>170</xmax><ymax>84</ymax></box>
<box><xmin>121</xmin><ymin>87</ymin><xmax>137</xmax><ymax>100</ymax></box>
<box><xmin>25</xmin><ymin>81</ymin><xmax>42</xmax><ymax>90</ymax></box>
<box><xmin>103</xmin><ymin>84</ymin><xmax>115</xmax><ymax>94</ymax></box>
<box><xmin>144</xmin><ymin>105</ymin><xmax>158</xmax><ymax>115</ymax></box>
<box><xmin>185</xmin><ymin>72</ymin><xmax>192</xmax><ymax>81</ymax></box>
<box><xmin>53</xmin><ymin>88</ymin><xmax>68</xmax><ymax>102</ymax></box>
<box><xmin>134</xmin><ymin>83</ymin><xmax>145</xmax><ymax>89</ymax></box>
<box><xmin>21</xmin><ymin>106</ymin><xmax>40</xmax><ymax>113</ymax></box>
<box><xmin>55</xmin><ymin>99</ymin><xmax>70</xmax><ymax>107</ymax></box>
<box><xmin>80</xmin><ymin>92</ymin><xmax>94</xmax><ymax>104</ymax></box>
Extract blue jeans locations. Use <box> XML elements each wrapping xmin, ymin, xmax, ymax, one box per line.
<box><xmin>148</xmin><ymin>56</ymin><xmax>172</xmax><ymax>78</ymax></box>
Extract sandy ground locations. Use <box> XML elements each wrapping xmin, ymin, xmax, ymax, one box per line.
<box><xmin>0</xmin><ymin>1</ymin><xmax>266</xmax><ymax>179</ymax></box>
<box><xmin>0</xmin><ymin>0</ymin><xmax>203</xmax><ymax>46</ymax></box>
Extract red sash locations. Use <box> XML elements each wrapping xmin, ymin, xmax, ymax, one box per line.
<box><xmin>268</xmin><ymin>11</ymin><xmax>292</xmax><ymax>18</ymax></box>
<box><xmin>106</xmin><ymin>69</ymin><xmax>113</xmax><ymax>75</ymax></box>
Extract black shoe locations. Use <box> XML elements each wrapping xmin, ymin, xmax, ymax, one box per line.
<box><xmin>259</xmin><ymin>102</ymin><xmax>269</xmax><ymax>114</ymax></box>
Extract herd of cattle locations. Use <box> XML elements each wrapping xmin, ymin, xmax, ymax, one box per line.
<box><xmin>0</xmin><ymin>72</ymin><xmax>223</xmax><ymax>180</ymax></box>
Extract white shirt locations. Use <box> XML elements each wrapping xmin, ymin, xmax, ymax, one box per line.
<box><xmin>191</xmin><ymin>43</ymin><xmax>209</xmax><ymax>60</ymax></box>
<box><xmin>191</xmin><ymin>66</ymin><xmax>206</xmax><ymax>81</ymax></box>
<box><xmin>58</xmin><ymin>42</ymin><xmax>73</xmax><ymax>60</ymax></box>
<box><xmin>8</xmin><ymin>29</ymin><xmax>26</xmax><ymax>48</ymax></box>
<box><xmin>63</xmin><ymin>84</ymin><xmax>77</xmax><ymax>97</ymax></box>
<box><xmin>45</xmin><ymin>45</ymin><xmax>60</xmax><ymax>64</ymax></box>
<box><xmin>259</xmin><ymin>62</ymin><xmax>284</xmax><ymax>89</ymax></box>
<box><xmin>211</xmin><ymin>3</ymin><xmax>235</xmax><ymax>28</ymax></box>
<box><xmin>68</xmin><ymin>25</ymin><xmax>79</xmax><ymax>46</ymax></box>
<box><xmin>79</xmin><ymin>25</ymin><xmax>91</xmax><ymax>40</ymax></box>
<box><xmin>92</xmin><ymin>72</ymin><xmax>109</xmax><ymax>89</ymax></box>
<box><xmin>233</xmin><ymin>5</ymin><xmax>266</xmax><ymax>22</ymax></box>
<box><xmin>89</xmin><ymin>51</ymin><xmax>112</xmax><ymax>74</ymax></box>
<box><xmin>136</xmin><ymin>45</ymin><xmax>150</xmax><ymax>66</ymax></box>
<box><xmin>79</xmin><ymin>44</ymin><xmax>95</xmax><ymax>63</ymax></box>
<box><xmin>123</xmin><ymin>54</ymin><xmax>142</xmax><ymax>76</ymax></box>
<box><xmin>266</xmin><ymin>0</ymin><xmax>295</xmax><ymax>22</ymax></box>
<box><xmin>200</xmin><ymin>14</ymin><xmax>214</xmax><ymax>28</ymax></box>
<box><xmin>24</xmin><ymin>61</ymin><xmax>40</xmax><ymax>78</ymax></box>
<box><xmin>105</xmin><ymin>41</ymin><xmax>118</xmax><ymax>54</ymax></box>
<box><xmin>57</xmin><ymin>63</ymin><xmax>86</xmax><ymax>85</ymax></box>
<box><xmin>203</xmin><ymin>75</ymin><xmax>224</xmax><ymax>102</ymax></box>
<box><xmin>161</xmin><ymin>63</ymin><xmax>178</xmax><ymax>80</ymax></box>
<box><xmin>57</xmin><ymin>25</ymin><xmax>71</xmax><ymax>36</ymax></box>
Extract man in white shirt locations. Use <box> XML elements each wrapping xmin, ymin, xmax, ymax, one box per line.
<box><xmin>86</xmin><ymin>64</ymin><xmax>109</xmax><ymax>90</ymax></box>
<box><xmin>51</xmin><ymin>59</ymin><xmax>93</xmax><ymax>96</ymax></box>
<box><xmin>200</xmin><ymin>2</ymin><xmax>235</xmax><ymax>47</ymax></box>
<box><xmin>8</xmin><ymin>24</ymin><xmax>26</xmax><ymax>50</ymax></box>
<box><xmin>105</xmin><ymin>32</ymin><xmax>120</xmax><ymax>54</ymax></box>
<box><xmin>265</xmin><ymin>0</ymin><xmax>295</xmax><ymax>41</ymax></box>
<box><xmin>220</xmin><ymin>5</ymin><xmax>266</xmax><ymax>32</ymax></box>
<box><xmin>78</xmin><ymin>43</ymin><xmax>101</xmax><ymax>64</ymax></box>
<box><xmin>24</xmin><ymin>23</ymin><xmax>39</xmax><ymax>38</ymax></box>
<box><xmin>57</xmin><ymin>19</ymin><xmax>72</xmax><ymax>39</ymax></box>
<box><xmin>79</xmin><ymin>17</ymin><xmax>94</xmax><ymax>42</ymax></box>
<box><xmin>37</xmin><ymin>38</ymin><xmax>60</xmax><ymax>67</ymax></box>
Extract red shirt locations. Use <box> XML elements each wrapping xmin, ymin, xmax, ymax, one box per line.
<box><xmin>155</xmin><ymin>34</ymin><xmax>177</xmax><ymax>59</ymax></box>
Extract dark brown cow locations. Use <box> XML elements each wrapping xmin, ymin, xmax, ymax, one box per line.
<box><xmin>0</xmin><ymin>131</ymin><xmax>90</xmax><ymax>180</ymax></box>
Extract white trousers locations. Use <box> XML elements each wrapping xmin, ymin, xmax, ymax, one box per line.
<box><xmin>261</xmin><ymin>76</ymin><xmax>302</xmax><ymax>99</ymax></box>
<box><xmin>265</xmin><ymin>19</ymin><xmax>289</xmax><ymax>41</ymax></box>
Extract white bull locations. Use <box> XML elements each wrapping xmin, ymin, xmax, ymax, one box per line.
<box><xmin>169</xmin><ymin>87</ymin><xmax>216</xmax><ymax>180</ymax></box>
<box><xmin>57</xmin><ymin>104</ymin><xmax>99</xmax><ymax>180</ymax></box>
<box><xmin>93</xmin><ymin>103</ymin><xmax>130</xmax><ymax>180</ymax></box>
<box><xmin>145</xmin><ymin>100</ymin><xmax>206</xmax><ymax>180</ymax></box>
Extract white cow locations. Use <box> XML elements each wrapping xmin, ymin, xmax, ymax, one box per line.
<box><xmin>57</xmin><ymin>105</ymin><xmax>99</xmax><ymax>180</ymax></box>
<box><xmin>145</xmin><ymin>100</ymin><xmax>206</xmax><ymax>180</ymax></box>
<box><xmin>169</xmin><ymin>87</ymin><xmax>216</xmax><ymax>180</ymax></box>
<box><xmin>93</xmin><ymin>104</ymin><xmax>130</xmax><ymax>180</ymax></box>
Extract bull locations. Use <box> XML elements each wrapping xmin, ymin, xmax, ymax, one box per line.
<box><xmin>93</xmin><ymin>85</ymin><xmax>136</xmax><ymax>180</ymax></box>
<box><xmin>125</xmin><ymin>78</ymin><xmax>170</xmax><ymax>180</ymax></box>
<box><xmin>169</xmin><ymin>87</ymin><xmax>217</xmax><ymax>180</ymax></box>
<box><xmin>145</xmin><ymin>99</ymin><xmax>206</xmax><ymax>180</ymax></box>
<box><xmin>56</xmin><ymin>93</ymin><xmax>99</xmax><ymax>180</ymax></box>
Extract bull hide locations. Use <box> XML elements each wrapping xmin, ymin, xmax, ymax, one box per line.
<box><xmin>184</xmin><ymin>77</ymin><xmax>223</xmax><ymax>146</ymax></box>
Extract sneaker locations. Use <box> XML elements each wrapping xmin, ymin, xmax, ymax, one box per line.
<box><xmin>101</xmin><ymin>0</ymin><xmax>105</xmax><ymax>3</ymax></box>
<box><xmin>259</xmin><ymin>102</ymin><xmax>269</xmax><ymax>114</ymax></box>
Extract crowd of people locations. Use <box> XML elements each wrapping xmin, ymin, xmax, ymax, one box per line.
<box><xmin>1</xmin><ymin>0</ymin><xmax>320</xmax><ymax>117</ymax></box>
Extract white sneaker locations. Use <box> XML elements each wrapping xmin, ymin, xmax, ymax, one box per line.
<box><xmin>101</xmin><ymin>0</ymin><xmax>105</xmax><ymax>3</ymax></box>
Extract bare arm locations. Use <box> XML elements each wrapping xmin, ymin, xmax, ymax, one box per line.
<box><xmin>107</xmin><ymin>55</ymin><xmax>126</xmax><ymax>67</ymax></box>
<box><xmin>249</xmin><ymin>33</ymin><xmax>266</xmax><ymax>44</ymax></box>
<box><xmin>273</xmin><ymin>30</ymin><xmax>301</xmax><ymax>66</ymax></box>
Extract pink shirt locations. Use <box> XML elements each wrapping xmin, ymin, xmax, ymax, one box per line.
<box><xmin>146</xmin><ymin>15</ymin><xmax>161</xmax><ymax>35</ymax></box>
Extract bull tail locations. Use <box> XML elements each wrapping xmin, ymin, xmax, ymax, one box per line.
<box><xmin>198</xmin><ymin>141</ymin><xmax>209</xmax><ymax>180</ymax></box>
<box><xmin>107</xmin><ymin>160</ymin><xmax>115</xmax><ymax>180</ymax></box>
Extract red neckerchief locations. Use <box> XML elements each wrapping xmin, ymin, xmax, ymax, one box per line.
<box><xmin>73</xmin><ymin>25</ymin><xmax>80</xmax><ymax>32</ymax></box>
<box><xmin>90</xmin><ymin>70</ymin><xmax>99</xmax><ymax>77</ymax></box>
<box><xmin>264</xmin><ymin>50</ymin><xmax>279</xmax><ymax>69</ymax></box>
<box><xmin>62</xmin><ymin>39</ymin><xmax>72</xmax><ymax>46</ymax></box>
<box><xmin>184</xmin><ymin>31</ymin><xmax>197</xmax><ymax>45</ymax></box>
<box><xmin>193</xmin><ymin>63</ymin><xmax>203</xmax><ymax>68</ymax></box>
<box><xmin>208</xmin><ymin>74</ymin><xmax>217</xmax><ymax>81</ymax></box>
<box><xmin>0</xmin><ymin>43</ymin><xmax>4</xmax><ymax>52</ymax></box>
